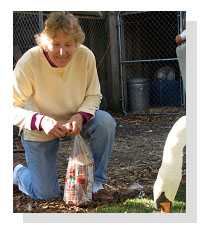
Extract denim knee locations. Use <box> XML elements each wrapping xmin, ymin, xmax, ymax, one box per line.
<box><xmin>97</xmin><ymin>111</ymin><xmax>116</xmax><ymax>134</ymax></box>
<box><xmin>82</xmin><ymin>110</ymin><xmax>116</xmax><ymax>138</ymax></box>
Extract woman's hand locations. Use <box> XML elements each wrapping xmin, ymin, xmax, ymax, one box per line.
<box><xmin>64</xmin><ymin>113</ymin><xmax>84</xmax><ymax>136</ymax></box>
<box><xmin>40</xmin><ymin>116</ymin><xmax>68</xmax><ymax>138</ymax></box>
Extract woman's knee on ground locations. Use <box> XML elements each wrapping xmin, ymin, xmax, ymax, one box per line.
<box><xmin>34</xmin><ymin>187</ymin><xmax>61</xmax><ymax>201</ymax></box>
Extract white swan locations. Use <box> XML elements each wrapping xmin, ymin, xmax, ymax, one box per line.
<box><xmin>153</xmin><ymin>115</ymin><xmax>186</xmax><ymax>213</ymax></box>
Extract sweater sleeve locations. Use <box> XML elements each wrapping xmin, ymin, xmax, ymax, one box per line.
<box><xmin>31</xmin><ymin>113</ymin><xmax>45</xmax><ymax>131</ymax></box>
<box><xmin>13</xmin><ymin>60</ymin><xmax>37</xmax><ymax>130</ymax></box>
<box><xmin>79</xmin><ymin>111</ymin><xmax>93</xmax><ymax>124</ymax></box>
<box><xmin>77</xmin><ymin>53</ymin><xmax>102</xmax><ymax>117</ymax></box>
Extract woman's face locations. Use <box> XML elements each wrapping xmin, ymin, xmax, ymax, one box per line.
<box><xmin>46</xmin><ymin>30</ymin><xmax>76</xmax><ymax>67</ymax></box>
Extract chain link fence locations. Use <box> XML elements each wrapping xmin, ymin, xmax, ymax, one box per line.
<box><xmin>118</xmin><ymin>11</ymin><xmax>185</xmax><ymax>114</ymax></box>
<box><xmin>13</xmin><ymin>11</ymin><xmax>40</xmax><ymax>66</ymax></box>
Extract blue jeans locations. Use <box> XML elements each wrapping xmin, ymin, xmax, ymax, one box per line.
<box><xmin>17</xmin><ymin>110</ymin><xmax>116</xmax><ymax>200</ymax></box>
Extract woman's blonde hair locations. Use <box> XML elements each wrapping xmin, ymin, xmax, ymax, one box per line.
<box><xmin>35</xmin><ymin>11</ymin><xmax>85</xmax><ymax>47</ymax></box>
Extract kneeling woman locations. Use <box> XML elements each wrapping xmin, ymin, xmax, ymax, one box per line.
<box><xmin>13</xmin><ymin>11</ymin><xmax>116</xmax><ymax>201</ymax></box>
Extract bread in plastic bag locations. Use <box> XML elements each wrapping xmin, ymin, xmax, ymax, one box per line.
<box><xmin>63</xmin><ymin>134</ymin><xmax>94</xmax><ymax>206</ymax></box>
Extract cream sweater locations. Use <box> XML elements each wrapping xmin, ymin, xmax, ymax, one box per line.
<box><xmin>13</xmin><ymin>45</ymin><xmax>102</xmax><ymax>141</ymax></box>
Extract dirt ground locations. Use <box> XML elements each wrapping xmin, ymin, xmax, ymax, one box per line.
<box><xmin>13</xmin><ymin>111</ymin><xmax>186</xmax><ymax>213</ymax></box>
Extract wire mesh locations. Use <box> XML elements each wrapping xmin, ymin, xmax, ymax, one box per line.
<box><xmin>118</xmin><ymin>11</ymin><xmax>185</xmax><ymax>114</ymax></box>
<box><xmin>13</xmin><ymin>11</ymin><xmax>40</xmax><ymax>66</ymax></box>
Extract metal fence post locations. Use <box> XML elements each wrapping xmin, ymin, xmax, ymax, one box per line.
<box><xmin>39</xmin><ymin>11</ymin><xmax>43</xmax><ymax>32</ymax></box>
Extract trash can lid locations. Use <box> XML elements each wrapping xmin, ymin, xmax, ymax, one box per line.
<box><xmin>127</xmin><ymin>78</ymin><xmax>148</xmax><ymax>84</ymax></box>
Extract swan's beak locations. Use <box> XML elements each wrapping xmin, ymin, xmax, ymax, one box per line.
<box><xmin>160</xmin><ymin>202</ymin><xmax>171</xmax><ymax>213</ymax></box>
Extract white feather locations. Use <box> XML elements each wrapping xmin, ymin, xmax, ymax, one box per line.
<box><xmin>154</xmin><ymin>115</ymin><xmax>186</xmax><ymax>202</ymax></box>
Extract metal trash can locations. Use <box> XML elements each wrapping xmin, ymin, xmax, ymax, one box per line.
<box><xmin>127</xmin><ymin>78</ymin><xmax>150</xmax><ymax>111</ymax></box>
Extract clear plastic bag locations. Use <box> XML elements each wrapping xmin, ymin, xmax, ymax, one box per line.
<box><xmin>63</xmin><ymin>134</ymin><xmax>94</xmax><ymax>206</ymax></box>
